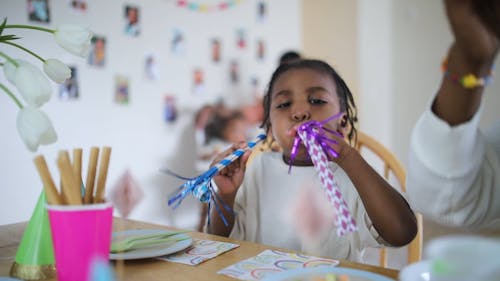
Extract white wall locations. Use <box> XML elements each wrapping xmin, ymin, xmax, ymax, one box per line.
<box><xmin>357</xmin><ymin>0</ymin><xmax>392</xmax><ymax>146</ymax></box>
<box><xmin>0</xmin><ymin>0</ymin><xmax>301</xmax><ymax>227</ymax></box>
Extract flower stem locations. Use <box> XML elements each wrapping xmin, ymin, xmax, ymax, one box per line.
<box><xmin>0</xmin><ymin>51</ymin><xmax>19</xmax><ymax>66</ymax></box>
<box><xmin>4</xmin><ymin>24</ymin><xmax>55</xmax><ymax>34</ymax></box>
<box><xmin>0</xmin><ymin>82</ymin><xmax>24</xmax><ymax>109</ymax></box>
<box><xmin>1</xmin><ymin>41</ymin><xmax>45</xmax><ymax>62</ymax></box>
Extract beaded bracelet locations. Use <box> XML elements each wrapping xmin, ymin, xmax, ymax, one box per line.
<box><xmin>441</xmin><ymin>58</ymin><xmax>494</xmax><ymax>89</ymax></box>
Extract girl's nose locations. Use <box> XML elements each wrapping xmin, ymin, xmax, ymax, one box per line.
<box><xmin>292</xmin><ymin>109</ymin><xmax>311</xmax><ymax>121</ymax></box>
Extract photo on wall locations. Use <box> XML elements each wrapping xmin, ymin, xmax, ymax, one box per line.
<box><xmin>115</xmin><ymin>75</ymin><xmax>130</xmax><ymax>104</ymax></box>
<box><xmin>28</xmin><ymin>0</ymin><xmax>50</xmax><ymax>23</ymax></box>
<box><xmin>229</xmin><ymin>60</ymin><xmax>240</xmax><ymax>84</ymax></box>
<box><xmin>144</xmin><ymin>52</ymin><xmax>159</xmax><ymax>80</ymax></box>
<box><xmin>211</xmin><ymin>38</ymin><xmax>221</xmax><ymax>63</ymax></box>
<box><xmin>250</xmin><ymin>76</ymin><xmax>261</xmax><ymax>97</ymax></box>
<box><xmin>58</xmin><ymin>66</ymin><xmax>79</xmax><ymax>100</ymax></box>
<box><xmin>163</xmin><ymin>95</ymin><xmax>177</xmax><ymax>124</ymax></box>
<box><xmin>257</xmin><ymin>1</ymin><xmax>267</xmax><ymax>23</ymax></box>
<box><xmin>69</xmin><ymin>0</ymin><xmax>87</xmax><ymax>12</ymax></box>
<box><xmin>124</xmin><ymin>5</ymin><xmax>140</xmax><ymax>37</ymax></box>
<box><xmin>171</xmin><ymin>28</ymin><xmax>186</xmax><ymax>55</ymax></box>
<box><xmin>88</xmin><ymin>35</ymin><xmax>106</xmax><ymax>67</ymax></box>
<box><xmin>192</xmin><ymin>68</ymin><xmax>205</xmax><ymax>96</ymax></box>
<box><xmin>236</xmin><ymin>28</ymin><xmax>246</xmax><ymax>49</ymax></box>
<box><xmin>256</xmin><ymin>39</ymin><xmax>265</xmax><ymax>61</ymax></box>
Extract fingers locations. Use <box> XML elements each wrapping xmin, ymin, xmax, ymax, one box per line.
<box><xmin>444</xmin><ymin>0</ymin><xmax>499</xmax><ymax>64</ymax></box>
<box><xmin>211</xmin><ymin>142</ymin><xmax>248</xmax><ymax>177</ymax></box>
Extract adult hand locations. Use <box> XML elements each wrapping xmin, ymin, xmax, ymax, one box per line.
<box><xmin>445</xmin><ymin>0</ymin><xmax>499</xmax><ymax>66</ymax></box>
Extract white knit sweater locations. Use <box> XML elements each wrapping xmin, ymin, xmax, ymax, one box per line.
<box><xmin>407</xmin><ymin>104</ymin><xmax>500</xmax><ymax>230</ymax></box>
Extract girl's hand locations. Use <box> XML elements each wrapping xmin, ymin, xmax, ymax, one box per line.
<box><xmin>327</xmin><ymin>131</ymin><xmax>355</xmax><ymax>166</ymax></box>
<box><xmin>211</xmin><ymin>142</ymin><xmax>251</xmax><ymax>197</ymax></box>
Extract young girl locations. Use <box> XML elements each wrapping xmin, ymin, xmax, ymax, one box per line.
<box><xmin>207</xmin><ymin>59</ymin><xmax>417</xmax><ymax>262</ymax></box>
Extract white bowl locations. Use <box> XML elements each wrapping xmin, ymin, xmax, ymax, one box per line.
<box><xmin>399</xmin><ymin>260</ymin><xmax>432</xmax><ymax>281</ymax></box>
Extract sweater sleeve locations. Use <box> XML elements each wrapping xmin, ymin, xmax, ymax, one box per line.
<box><xmin>407</xmin><ymin>104</ymin><xmax>500</xmax><ymax>229</ymax></box>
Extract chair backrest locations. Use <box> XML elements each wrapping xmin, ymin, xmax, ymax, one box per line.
<box><xmin>355</xmin><ymin>131</ymin><xmax>423</xmax><ymax>267</ymax></box>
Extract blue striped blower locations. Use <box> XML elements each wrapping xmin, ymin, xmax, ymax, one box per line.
<box><xmin>162</xmin><ymin>133</ymin><xmax>266</xmax><ymax>226</ymax></box>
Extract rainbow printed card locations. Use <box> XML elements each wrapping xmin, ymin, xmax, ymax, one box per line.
<box><xmin>218</xmin><ymin>249</ymin><xmax>339</xmax><ymax>281</ymax></box>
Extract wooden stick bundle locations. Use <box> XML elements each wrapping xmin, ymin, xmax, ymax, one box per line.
<box><xmin>84</xmin><ymin>147</ymin><xmax>99</xmax><ymax>204</ymax></box>
<box><xmin>33</xmin><ymin>146</ymin><xmax>112</xmax><ymax>205</ymax></box>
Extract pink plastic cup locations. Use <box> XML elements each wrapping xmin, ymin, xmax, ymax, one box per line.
<box><xmin>47</xmin><ymin>202</ymin><xmax>113</xmax><ymax>281</ymax></box>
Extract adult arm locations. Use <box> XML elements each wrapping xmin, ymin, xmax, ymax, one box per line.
<box><xmin>407</xmin><ymin>0</ymin><xmax>500</xmax><ymax>229</ymax></box>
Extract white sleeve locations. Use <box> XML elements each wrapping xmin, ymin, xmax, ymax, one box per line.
<box><xmin>407</xmin><ymin>104</ymin><xmax>500</xmax><ymax>229</ymax></box>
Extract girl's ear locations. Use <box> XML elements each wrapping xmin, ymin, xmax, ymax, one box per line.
<box><xmin>337</xmin><ymin>113</ymin><xmax>349</xmax><ymax>136</ymax></box>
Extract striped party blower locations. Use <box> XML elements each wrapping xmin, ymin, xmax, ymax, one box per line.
<box><xmin>289</xmin><ymin>113</ymin><xmax>358</xmax><ymax>236</ymax></box>
<box><xmin>162</xmin><ymin>134</ymin><xmax>266</xmax><ymax>226</ymax></box>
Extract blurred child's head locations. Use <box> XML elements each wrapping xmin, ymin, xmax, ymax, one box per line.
<box><xmin>205</xmin><ymin>111</ymin><xmax>247</xmax><ymax>145</ymax></box>
<box><xmin>260</xmin><ymin>59</ymin><xmax>358</xmax><ymax>159</ymax></box>
<box><xmin>279</xmin><ymin>50</ymin><xmax>301</xmax><ymax>65</ymax></box>
<box><xmin>194</xmin><ymin>105</ymin><xmax>214</xmax><ymax>129</ymax></box>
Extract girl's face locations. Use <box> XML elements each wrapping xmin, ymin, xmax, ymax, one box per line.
<box><xmin>269</xmin><ymin>68</ymin><xmax>345</xmax><ymax>161</ymax></box>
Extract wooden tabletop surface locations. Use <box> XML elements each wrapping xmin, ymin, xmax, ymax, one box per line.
<box><xmin>0</xmin><ymin>218</ymin><xmax>399</xmax><ymax>280</ymax></box>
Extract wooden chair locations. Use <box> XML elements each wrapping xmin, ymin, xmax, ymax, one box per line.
<box><xmin>355</xmin><ymin>131</ymin><xmax>423</xmax><ymax>268</ymax></box>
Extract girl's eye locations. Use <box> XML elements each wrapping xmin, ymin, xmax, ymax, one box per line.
<box><xmin>276</xmin><ymin>101</ymin><xmax>291</xmax><ymax>109</ymax></box>
<box><xmin>309</xmin><ymin>98</ymin><xmax>326</xmax><ymax>105</ymax></box>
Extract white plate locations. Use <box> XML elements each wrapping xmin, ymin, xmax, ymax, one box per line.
<box><xmin>399</xmin><ymin>260</ymin><xmax>432</xmax><ymax>281</ymax></box>
<box><xmin>263</xmin><ymin>267</ymin><xmax>395</xmax><ymax>281</ymax></box>
<box><xmin>109</xmin><ymin>229</ymin><xmax>192</xmax><ymax>260</ymax></box>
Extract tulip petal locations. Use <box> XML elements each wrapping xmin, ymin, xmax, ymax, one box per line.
<box><xmin>16</xmin><ymin>107</ymin><xmax>58</xmax><ymax>152</ymax></box>
<box><xmin>54</xmin><ymin>24</ymin><xmax>92</xmax><ymax>58</ymax></box>
<box><xmin>3</xmin><ymin>60</ymin><xmax>16</xmax><ymax>84</ymax></box>
<box><xmin>43</xmin><ymin>59</ymin><xmax>71</xmax><ymax>83</ymax></box>
<box><xmin>14</xmin><ymin>60</ymin><xmax>52</xmax><ymax>107</ymax></box>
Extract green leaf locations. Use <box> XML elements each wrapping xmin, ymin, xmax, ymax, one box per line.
<box><xmin>0</xmin><ymin>34</ymin><xmax>21</xmax><ymax>42</ymax></box>
<box><xmin>0</xmin><ymin>18</ymin><xmax>7</xmax><ymax>36</ymax></box>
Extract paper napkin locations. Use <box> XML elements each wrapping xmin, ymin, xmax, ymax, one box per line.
<box><xmin>158</xmin><ymin>239</ymin><xmax>239</xmax><ymax>265</ymax></box>
<box><xmin>218</xmin><ymin>249</ymin><xmax>339</xmax><ymax>281</ymax></box>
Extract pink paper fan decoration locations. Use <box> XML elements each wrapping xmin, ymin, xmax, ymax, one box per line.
<box><xmin>109</xmin><ymin>169</ymin><xmax>143</xmax><ymax>217</ymax></box>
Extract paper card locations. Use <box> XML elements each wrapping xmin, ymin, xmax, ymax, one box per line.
<box><xmin>218</xmin><ymin>249</ymin><xmax>339</xmax><ymax>281</ymax></box>
<box><xmin>158</xmin><ymin>239</ymin><xmax>239</xmax><ymax>265</ymax></box>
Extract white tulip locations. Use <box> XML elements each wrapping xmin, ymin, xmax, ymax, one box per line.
<box><xmin>3</xmin><ymin>60</ymin><xmax>17</xmax><ymax>84</ymax></box>
<box><xmin>13</xmin><ymin>60</ymin><xmax>52</xmax><ymax>107</ymax></box>
<box><xmin>16</xmin><ymin>107</ymin><xmax>58</xmax><ymax>152</ymax></box>
<box><xmin>43</xmin><ymin>59</ymin><xmax>71</xmax><ymax>83</ymax></box>
<box><xmin>54</xmin><ymin>24</ymin><xmax>92</xmax><ymax>58</ymax></box>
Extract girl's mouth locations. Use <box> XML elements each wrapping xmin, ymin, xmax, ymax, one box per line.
<box><xmin>286</xmin><ymin>124</ymin><xmax>302</xmax><ymax>137</ymax></box>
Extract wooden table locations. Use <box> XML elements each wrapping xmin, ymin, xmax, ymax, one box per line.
<box><xmin>0</xmin><ymin>218</ymin><xmax>399</xmax><ymax>280</ymax></box>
